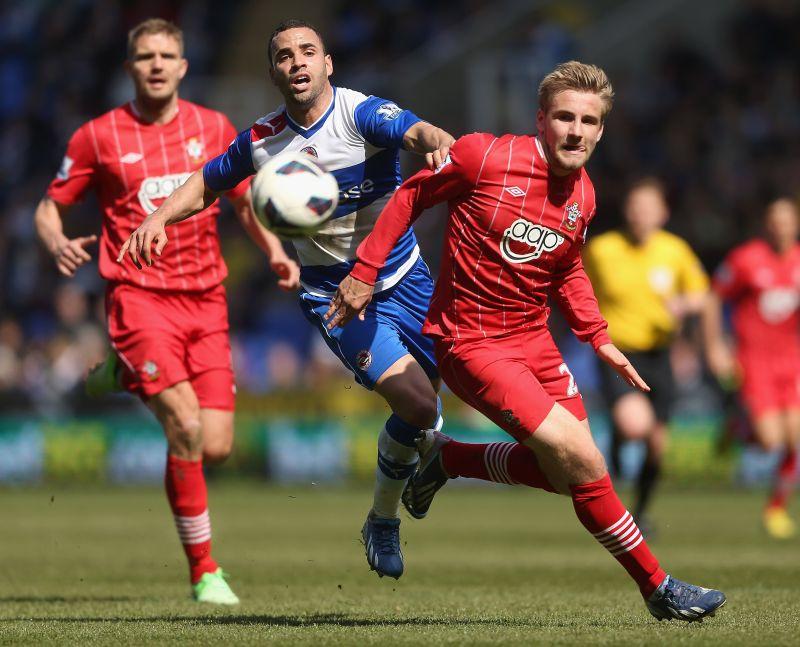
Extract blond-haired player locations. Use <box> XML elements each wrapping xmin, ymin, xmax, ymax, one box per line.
<box><xmin>330</xmin><ymin>61</ymin><xmax>726</xmax><ymax>622</ymax></box>
<box><xmin>35</xmin><ymin>18</ymin><xmax>299</xmax><ymax>604</ymax></box>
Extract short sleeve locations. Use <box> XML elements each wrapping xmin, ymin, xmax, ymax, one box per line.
<box><xmin>203</xmin><ymin>128</ymin><xmax>255</xmax><ymax>193</ymax></box>
<box><xmin>218</xmin><ymin>116</ymin><xmax>251</xmax><ymax>200</ymax></box>
<box><xmin>677</xmin><ymin>240</ymin><xmax>709</xmax><ymax>295</ymax></box>
<box><xmin>712</xmin><ymin>251</ymin><xmax>743</xmax><ymax>300</ymax></box>
<box><xmin>353</xmin><ymin>96</ymin><xmax>421</xmax><ymax>149</ymax></box>
<box><xmin>46</xmin><ymin>124</ymin><xmax>98</xmax><ymax>205</ymax></box>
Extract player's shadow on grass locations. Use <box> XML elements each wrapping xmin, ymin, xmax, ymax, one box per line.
<box><xmin>8</xmin><ymin>614</ymin><xmax>573</xmax><ymax>628</ymax></box>
<box><xmin>0</xmin><ymin>596</ymin><xmax>137</xmax><ymax>603</ymax></box>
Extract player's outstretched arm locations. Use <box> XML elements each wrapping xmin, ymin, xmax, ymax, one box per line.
<box><xmin>327</xmin><ymin>134</ymin><xmax>484</xmax><ymax>329</ymax></box>
<box><xmin>232</xmin><ymin>189</ymin><xmax>300</xmax><ymax>291</ymax></box>
<box><xmin>553</xmin><ymin>247</ymin><xmax>649</xmax><ymax>392</ymax></box>
<box><xmin>403</xmin><ymin>122</ymin><xmax>455</xmax><ymax>170</ymax></box>
<box><xmin>34</xmin><ymin>196</ymin><xmax>97</xmax><ymax>278</ymax></box>
<box><xmin>117</xmin><ymin>170</ymin><xmax>219</xmax><ymax>269</ymax></box>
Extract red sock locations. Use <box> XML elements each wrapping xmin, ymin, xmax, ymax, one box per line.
<box><xmin>767</xmin><ymin>448</ymin><xmax>798</xmax><ymax>510</ymax></box>
<box><xmin>571</xmin><ymin>474</ymin><xmax>665</xmax><ymax>598</ymax></box>
<box><xmin>165</xmin><ymin>454</ymin><xmax>218</xmax><ymax>584</ymax></box>
<box><xmin>441</xmin><ymin>440</ymin><xmax>557</xmax><ymax>492</ymax></box>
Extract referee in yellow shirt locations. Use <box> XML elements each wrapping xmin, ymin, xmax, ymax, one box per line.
<box><xmin>584</xmin><ymin>177</ymin><xmax>709</xmax><ymax>535</ymax></box>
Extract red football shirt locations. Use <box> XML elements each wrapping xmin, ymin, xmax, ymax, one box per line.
<box><xmin>47</xmin><ymin>99</ymin><xmax>248</xmax><ymax>292</ymax></box>
<box><xmin>352</xmin><ymin>133</ymin><xmax>611</xmax><ymax>348</ymax></box>
<box><xmin>712</xmin><ymin>239</ymin><xmax>800</xmax><ymax>357</ymax></box>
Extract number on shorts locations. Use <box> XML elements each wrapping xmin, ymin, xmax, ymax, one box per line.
<box><xmin>558</xmin><ymin>362</ymin><xmax>578</xmax><ymax>397</ymax></box>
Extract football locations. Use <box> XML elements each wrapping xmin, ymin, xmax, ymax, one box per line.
<box><xmin>251</xmin><ymin>152</ymin><xmax>339</xmax><ymax>238</ymax></box>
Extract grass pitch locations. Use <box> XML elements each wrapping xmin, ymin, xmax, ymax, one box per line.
<box><xmin>1</xmin><ymin>482</ymin><xmax>797</xmax><ymax>645</ymax></box>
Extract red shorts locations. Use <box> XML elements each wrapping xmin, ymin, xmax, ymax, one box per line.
<box><xmin>106</xmin><ymin>282</ymin><xmax>235</xmax><ymax>410</ymax></box>
<box><xmin>435</xmin><ymin>326</ymin><xmax>586</xmax><ymax>443</ymax></box>
<box><xmin>739</xmin><ymin>352</ymin><xmax>800</xmax><ymax>418</ymax></box>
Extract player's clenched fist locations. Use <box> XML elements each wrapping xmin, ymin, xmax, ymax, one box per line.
<box><xmin>326</xmin><ymin>275</ymin><xmax>375</xmax><ymax>329</ymax></box>
<box><xmin>117</xmin><ymin>214</ymin><xmax>169</xmax><ymax>269</ymax></box>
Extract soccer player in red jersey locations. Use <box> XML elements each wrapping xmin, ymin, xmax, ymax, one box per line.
<box><xmin>704</xmin><ymin>198</ymin><xmax>800</xmax><ymax>539</ymax></box>
<box><xmin>327</xmin><ymin>61</ymin><xmax>726</xmax><ymax>622</ymax></box>
<box><xmin>34</xmin><ymin>19</ymin><xmax>299</xmax><ymax>604</ymax></box>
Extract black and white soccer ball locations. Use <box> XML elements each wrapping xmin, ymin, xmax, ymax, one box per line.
<box><xmin>251</xmin><ymin>152</ymin><xmax>339</xmax><ymax>238</ymax></box>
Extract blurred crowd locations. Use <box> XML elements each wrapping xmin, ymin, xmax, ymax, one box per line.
<box><xmin>1</xmin><ymin>0</ymin><xmax>799</xmax><ymax>414</ymax></box>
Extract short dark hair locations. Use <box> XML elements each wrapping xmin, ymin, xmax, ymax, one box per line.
<box><xmin>626</xmin><ymin>176</ymin><xmax>667</xmax><ymax>199</ymax></box>
<box><xmin>268</xmin><ymin>19</ymin><xmax>326</xmax><ymax>67</ymax></box>
<box><xmin>128</xmin><ymin>18</ymin><xmax>183</xmax><ymax>59</ymax></box>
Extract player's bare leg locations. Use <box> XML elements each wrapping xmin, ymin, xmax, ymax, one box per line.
<box><xmin>361</xmin><ymin>354</ymin><xmax>441</xmax><ymax>579</ymax></box>
<box><xmin>408</xmin><ymin>403</ymin><xmax>725</xmax><ymax>621</ymax></box>
<box><xmin>149</xmin><ymin>381</ymin><xmax>238</xmax><ymax>604</ymax></box>
<box><xmin>521</xmin><ymin>406</ymin><xmax>725</xmax><ymax>621</ymax></box>
<box><xmin>612</xmin><ymin>392</ymin><xmax>663</xmax><ymax>535</ymax></box>
<box><xmin>757</xmin><ymin>411</ymin><xmax>799</xmax><ymax>538</ymax></box>
<box><xmin>200</xmin><ymin>408</ymin><xmax>235</xmax><ymax>466</ymax></box>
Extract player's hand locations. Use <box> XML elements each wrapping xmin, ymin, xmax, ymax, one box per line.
<box><xmin>325</xmin><ymin>275</ymin><xmax>374</xmax><ymax>329</ymax></box>
<box><xmin>596</xmin><ymin>343</ymin><xmax>651</xmax><ymax>392</ymax></box>
<box><xmin>116</xmin><ymin>214</ymin><xmax>168</xmax><ymax>269</ymax></box>
<box><xmin>53</xmin><ymin>235</ymin><xmax>97</xmax><ymax>277</ymax></box>
<box><xmin>271</xmin><ymin>255</ymin><xmax>300</xmax><ymax>291</ymax></box>
<box><xmin>425</xmin><ymin>133</ymin><xmax>455</xmax><ymax>171</ymax></box>
<box><xmin>706</xmin><ymin>340</ymin><xmax>736</xmax><ymax>384</ymax></box>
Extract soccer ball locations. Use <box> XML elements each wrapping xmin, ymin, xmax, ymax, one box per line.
<box><xmin>251</xmin><ymin>152</ymin><xmax>339</xmax><ymax>238</ymax></box>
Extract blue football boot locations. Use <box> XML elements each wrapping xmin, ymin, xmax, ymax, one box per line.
<box><xmin>646</xmin><ymin>575</ymin><xmax>726</xmax><ymax>622</ymax></box>
<box><xmin>402</xmin><ymin>430</ymin><xmax>452</xmax><ymax>519</ymax></box>
<box><xmin>361</xmin><ymin>514</ymin><xmax>404</xmax><ymax>579</ymax></box>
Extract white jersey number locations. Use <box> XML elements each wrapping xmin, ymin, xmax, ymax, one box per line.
<box><xmin>558</xmin><ymin>363</ymin><xmax>579</xmax><ymax>397</ymax></box>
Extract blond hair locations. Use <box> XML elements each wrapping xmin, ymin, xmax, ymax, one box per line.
<box><xmin>127</xmin><ymin>18</ymin><xmax>184</xmax><ymax>59</ymax></box>
<box><xmin>538</xmin><ymin>61</ymin><xmax>614</xmax><ymax>119</ymax></box>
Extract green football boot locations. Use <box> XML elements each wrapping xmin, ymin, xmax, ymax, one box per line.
<box><xmin>85</xmin><ymin>351</ymin><xmax>123</xmax><ymax>397</ymax></box>
<box><xmin>192</xmin><ymin>568</ymin><xmax>240</xmax><ymax>605</ymax></box>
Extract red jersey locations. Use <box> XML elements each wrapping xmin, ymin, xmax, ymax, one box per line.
<box><xmin>352</xmin><ymin>133</ymin><xmax>611</xmax><ymax>349</ymax></box>
<box><xmin>47</xmin><ymin>99</ymin><xmax>248</xmax><ymax>292</ymax></box>
<box><xmin>712</xmin><ymin>239</ymin><xmax>800</xmax><ymax>357</ymax></box>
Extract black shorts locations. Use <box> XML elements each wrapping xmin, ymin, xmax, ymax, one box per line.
<box><xmin>598</xmin><ymin>347</ymin><xmax>675</xmax><ymax>422</ymax></box>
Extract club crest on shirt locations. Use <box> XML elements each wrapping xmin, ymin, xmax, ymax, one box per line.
<box><xmin>186</xmin><ymin>137</ymin><xmax>204</xmax><ymax>162</ymax></box>
<box><xmin>376</xmin><ymin>102</ymin><xmax>402</xmax><ymax>120</ymax></box>
<box><xmin>142</xmin><ymin>360</ymin><xmax>159</xmax><ymax>381</ymax></box>
<box><xmin>356</xmin><ymin>350</ymin><xmax>372</xmax><ymax>371</ymax></box>
<box><xmin>562</xmin><ymin>202</ymin><xmax>582</xmax><ymax>232</ymax></box>
<box><xmin>500</xmin><ymin>219</ymin><xmax>565</xmax><ymax>264</ymax></box>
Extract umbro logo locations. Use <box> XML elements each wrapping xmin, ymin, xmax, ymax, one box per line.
<box><xmin>504</xmin><ymin>186</ymin><xmax>526</xmax><ymax>198</ymax></box>
<box><xmin>120</xmin><ymin>152</ymin><xmax>143</xmax><ymax>164</ymax></box>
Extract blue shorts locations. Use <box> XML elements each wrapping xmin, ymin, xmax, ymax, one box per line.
<box><xmin>299</xmin><ymin>258</ymin><xmax>439</xmax><ymax>389</ymax></box>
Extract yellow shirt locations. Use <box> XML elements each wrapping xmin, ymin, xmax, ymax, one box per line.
<box><xmin>584</xmin><ymin>229</ymin><xmax>709</xmax><ymax>351</ymax></box>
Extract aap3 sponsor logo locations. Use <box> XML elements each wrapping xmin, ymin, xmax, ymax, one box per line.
<box><xmin>500</xmin><ymin>219</ymin><xmax>564</xmax><ymax>264</ymax></box>
<box><xmin>138</xmin><ymin>173</ymin><xmax>192</xmax><ymax>214</ymax></box>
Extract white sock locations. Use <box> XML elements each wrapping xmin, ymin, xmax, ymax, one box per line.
<box><xmin>371</xmin><ymin>424</ymin><xmax>420</xmax><ymax>519</ymax></box>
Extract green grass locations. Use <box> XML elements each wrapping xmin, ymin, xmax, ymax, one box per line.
<box><xmin>1</xmin><ymin>483</ymin><xmax>797</xmax><ymax>645</ymax></box>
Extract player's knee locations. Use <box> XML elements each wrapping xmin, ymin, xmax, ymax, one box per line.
<box><xmin>757</xmin><ymin>435</ymin><xmax>782</xmax><ymax>453</ymax></box>
<box><xmin>395</xmin><ymin>392</ymin><xmax>439</xmax><ymax>430</ymax></box>
<box><xmin>614</xmin><ymin>397</ymin><xmax>655</xmax><ymax>440</ymax></box>
<box><xmin>166</xmin><ymin>412</ymin><xmax>203</xmax><ymax>454</ymax></box>
<box><xmin>203</xmin><ymin>438</ymin><xmax>233</xmax><ymax>465</ymax></box>
<box><xmin>557</xmin><ymin>432</ymin><xmax>607</xmax><ymax>483</ymax></box>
